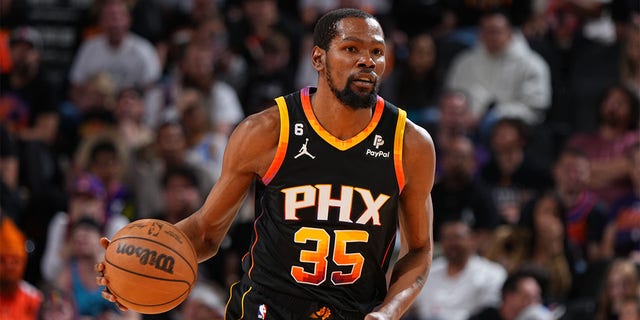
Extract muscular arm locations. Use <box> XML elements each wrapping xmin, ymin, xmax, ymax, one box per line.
<box><xmin>175</xmin><ymin>106</ymin><xmax>280</xmax><ymax>262</ymax></box>
<box><xmin>368</xmin><ymin>121</ymin><xmax>436</xmax><ymax>319</ymax></box>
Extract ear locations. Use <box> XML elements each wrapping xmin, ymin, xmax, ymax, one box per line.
<box><xmin>311</xmin><ymin>46</ymin><xmax>325</xmax><ymax>72</ymax></box>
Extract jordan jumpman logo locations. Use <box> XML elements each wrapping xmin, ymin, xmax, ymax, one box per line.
<box><xmin>294</xmin><ymin>138</ymin><xmax>316</xmax><ymax>159</ymax></box>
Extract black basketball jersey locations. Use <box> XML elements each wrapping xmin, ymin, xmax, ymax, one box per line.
<box><xmin>242</xmin><ymin>87</ymin><xmax>407</xmax><ymax>313</ymax></box>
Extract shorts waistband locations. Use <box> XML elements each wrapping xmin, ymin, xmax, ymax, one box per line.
<box><xmin>242</xmin><ymin>275</ymin><xmax>367</xmax><ymax>319</ymax></box>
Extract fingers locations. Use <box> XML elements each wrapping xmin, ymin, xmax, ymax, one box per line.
<box><xmin>95</xmin><ymin>275</ymin><xmax>108</xmax><ymax>287</ymax></box>
<box><xmin>100</xmin><ymin>237</ymin><xmax>111</xmax><ymax>249</ymax></box>
<box><xmin>100</xmin><ymin>287</ymin><xmax>128</xmax><ymax>311</ymax></box>
<box><xmin>95</xmin><ymin>260</ymin><xmax>128</xmax><ymax>312</ymax></box>
<box><xmin>95</xmin><ymin>262</ymin><xmax>106</xmax><ymax>286</ymax></box>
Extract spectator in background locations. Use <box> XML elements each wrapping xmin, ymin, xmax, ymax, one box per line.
<box><xmin>192</xmin><ymin>15</ymin><xmax>247</xmax><ymax>94</ymax></box>
<box><xmin>428</xmin><ymin>90</ymin><xmax>485</xmax><ymax>180</ymax></box>
<box><xmin>240</xmin><ymin>30</ymin><xmax>296</xmax><ymax>116</ymax></box>
<box><xmin>431</xmin><ymin>134</ymin><xmax>500</xmax><ymax>244</ymax></box>
<box><xmin>227</xmin><ymin>0</ymin><xmax>303</xmax><ymax>79</ymax></box>
<box><xmin>74</xmin><ymin>132</ymin><xmax>134</xmax><ymax>220</ymax></box>
<box><xmin>69</xmin><ymin>0</ymin><xmax>161</xmax><ymax>95</ymax></box>
<box><xmin>176</xmin><ymin>89</ymin><xmax>226</xmax><ymax>182</ymax></box>
<box><xmin>178</xmin><ymin>281</ymin><xmax>225</xmax><ymax>320</ymax></box>
<box><xmin>0</xmin><ymin>216</ymin><xmax>42</xmax><ymax>320</ymax></box>
<box><xmin>125</xmin><ymin>121</ymin><xmax>213</xmax><ymax>218</ymax></box>
<box><xmin>446</xmin><ymin>10</ymin><xmax>551</xmax><ymax>128</ymax></box>
<box><xmin>595</xmin><ymin>259</ymin><xmax>640</xmax><ymax>320</ymax></box>
<box><xmin>541</xmin><ymin>147</ymin><xmax>608</xmax><ymax>264</ymax></box>
<box><xmin>53</xmin><ymin>217</ymin><xmax>138</xmax><ymax>320</ymax></box>
<box><xmin>602</xmin><ymin>143</ymin><xmax>640</xmax><ymax>259</ymax></box>
<box><xmin>566</xmin><ymin>84</ymin><xmax>640</xmax><ymax>206</ymax></box>
<box><xmin>40</xmin><ymin>173</ymin><xmax>129</xmax><ymax>284</ymax></box>
<box><xmin>411</xmin><ymin>219</ymin><xmax>507</xmax><ymax>320</ymax></box>
<box><xmin>113</xmin><ymin>86</ymin><xmax>153</xmax><ymax>151</ymax></box>
<box><xmin>167</xmin><ymin>40</ymin><xmax>244</xmax><ymax>137</ymax></box>
<box><xmin>468</xmin><ymin>269</ymin><xmax>553</xmax><ymax>320</ymax></box>
<box><xmin>518</xmin><ymin>193</ymin><xmax>573</xmax><ymax>304</ymax></box>
<box><xmin>152</xmin><ymin>165</ymin><xmax>203</xmax><ymax>224</ymax></box>
<box><xmin>58</xmin><ymin>72</ymin><xmax>118</xmax><ymax>156</ymax></box>
<box><xmin>480</xmin><ymin>118</ymin><xmax>552</xmax><ymax>225</ymax></box>
<box><xmin>38</xmin><ymin>285</ymin><xmax>76</xmax><ymax>320</ymax></box>
<box><xmin>380</xmin><ymin>32</ymin><xmax>442</xmax><ymax>126</ymax></box>
<box><xmin>0</xmin><ymin>26</ymin><xmax>58</xmax><ymax>146</ymax></box>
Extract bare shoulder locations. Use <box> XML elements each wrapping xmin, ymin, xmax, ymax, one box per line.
<box><xmin>225</xmin><ymin>105</ymin><xmax>281</xmax><ymax>176</ymax></box>
<box><xmin>402</xmin><ymin>119</ymin><xmax>436</xmax><ymax>187</ymax></box>
<box><xmin>403</xmin><ymin>120</ymin><xmax>435</xmax><ymax>163</ymax></box>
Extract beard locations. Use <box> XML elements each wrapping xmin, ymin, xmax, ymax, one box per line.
<box><xmin>326</xmin><ymin>63</ymin><xmax>378</xmax><ymax>110</ymax></box>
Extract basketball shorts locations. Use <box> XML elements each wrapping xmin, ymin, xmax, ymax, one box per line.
<box><xmin>224</xmin><ymin>276</ymin><xmax>367</xmax><ymax>319</ymax></box>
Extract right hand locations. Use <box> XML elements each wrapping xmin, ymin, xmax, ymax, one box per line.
<box><xmin>95</xmin><ymin>237</ymin><xmax>128</xmax><ymax>311</ymax></box>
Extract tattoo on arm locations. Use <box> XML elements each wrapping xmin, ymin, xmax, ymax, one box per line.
<box><xmin>415</xmin><ymin>276</ymin><xmax>425</xmax><ymax>288</ymax></box>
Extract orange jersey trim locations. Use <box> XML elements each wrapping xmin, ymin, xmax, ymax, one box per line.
<box><xmin>224</xmin><ymin>281</ymin><xmax>239</xmax><ymax>319</ymax></box>
<box><xmin>301</xmin><ymin>87</ymin><xmax>385</xmax><ymax>151</ymax></box>
<box><xmin>261</xmin><ymin>96</ymin><xmax>290</xmax><ymax>185</ymax></box>
<box><xmin>394</xmin><ymin>109</ymin><xmax>407</xmax><ymax>192</ymax></box>
<box><xmin>381</xmin><ymin>233</ymin><xmax>397</xmax><ymax>268</ymax></box>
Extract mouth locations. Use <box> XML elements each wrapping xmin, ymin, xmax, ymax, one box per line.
<box><xmin>351</xmin><ymin>73</ymin><xmax>377</xmax><ymax>89</ymax></box>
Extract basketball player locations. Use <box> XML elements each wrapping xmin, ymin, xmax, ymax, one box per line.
<box><xmin>97</xmin><ymin>8</ymin><xmax>435</xmax><ymax>319</ymax></box>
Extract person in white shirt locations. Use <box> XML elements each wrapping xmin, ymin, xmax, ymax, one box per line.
<box><xmin>446</xmin><ymin>10</ymin><xmax>551</xmax><ymax>127</ymax></box>
<box><xmin>412</xmin><ymin>219</ymin><xmax>507</xmax><ymax>320</ymax></box>
<box><xmin>69</xmin><ymin>0</ymin><xmax>161</xmax><ymax>92</ymax></box>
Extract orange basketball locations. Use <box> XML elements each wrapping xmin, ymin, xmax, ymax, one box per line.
<box><xmin>103</xmin><ymin>219</ymin><xmax>198</xmax><ymax>314</ymax></box>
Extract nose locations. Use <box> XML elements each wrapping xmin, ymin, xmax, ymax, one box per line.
<box><xmin>357</xmin><ymin>53</ymin><xmax>375</xmax><ymax>69</ymax></box>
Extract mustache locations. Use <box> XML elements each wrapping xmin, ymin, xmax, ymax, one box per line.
<box><xmin>349</xmin><ymin>69</ymin><xmax>379</xmax><ymax>82</ymax></box>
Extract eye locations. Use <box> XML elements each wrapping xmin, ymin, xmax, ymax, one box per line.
<box><xmin>372</xmin><ymin>48</ymin><xmax>384</xmax><ymax>56</ymax></box>
<box><xmin>345</xmin><ymin>46</ymin><xmax>358</xmax><ymax>53</ymax></box>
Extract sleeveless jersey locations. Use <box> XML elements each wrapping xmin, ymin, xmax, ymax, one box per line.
<box><xmin>243</xmin><ymin>87</ymin><xmax>407</xmax><ymax>313</ymax></box>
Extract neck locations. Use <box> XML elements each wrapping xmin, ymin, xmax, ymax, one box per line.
<box><xmin>600</xmin><ymin>125</ymin><xmax>626</xmax><ymax>140</ymax></box>
<box><xmin>557</xmin><ymin>187</ymin><xmax>581</xmax><ymax>206</ymax></box>
<box><xmin>107</xmin><ymin>34</ymin><xmax>125</xmax><ymax>48</ymax></box>
<box><xmin>446</xmin><ymin>257</ymin><xmax>469</xmax><ymax>277</ymax></box>
<box><xmin>310</xmin><ymin>88</ymin><xmax>374</xmax><ymax>140</ymax></box>
<box><xmin>500</xmin><ymin>304</ymin><xmax>518</xmax><ymax>320</ymax></box>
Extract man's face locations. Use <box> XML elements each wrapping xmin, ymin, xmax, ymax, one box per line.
<box><xmin>0</xmin><ymin>254</ymin><xmax>26</xmax><ymax>287</ymax></box>
<box><xmin>440</xmin><ymin>221</ymin><xmax>474</xmax><ymax>266</ymax></box>
<box><xmin>156</xmin><ymin>124</ymin><xmax>187</xmax><ymax>163</ymax></box>
<box><xmin>100</xmin><ymin>1</ymin><xmax>131</xmax><ymax>42</ymax></box>
<box><xmin>322</xmin><ymin>17</ymin><xmax>386</xmax><ymax>109</ymax></box>
<box><xmin>490</xmin><ymin>123</ymin><xmax>524</xmax><ymax>175</ymax></box>
<box><xmin>479</xmin><ymin>14</ymin><xmax>512</xmax><ymax>55</ymax></box>
<box><xmin>408</xmin><ymin>34</ymin><xmax>436</xmax><ymax>73</ymax></box>
<box><xmin>442</xmin><ymin>137</ymin><xmax>476</xmax><ymax>183</ymax></box>
<box><xmin>507</xmin><ymin>278</ymin><xmax>542</xmax><ymax>315</ymax></box>
<box><xmin>553</xmin><ymin>153</ymin><xmax>590</xmax><ymax>191</ymax></box>
<box><xmin>600</xmin><ymin>88</ymin><xmax>632</xmax><ymax>129</ymax></box>
<box><xmin>9</xmin><ymin>41</ymin><xmax>39</xmax><ymax>75</ymax></box>
<box><xmin>439</xmin><ymin>93</ymin><xmax>471</xmax><ymax>131</ymax></box>
<box><xmin>164</xmin><ymin>175</ymin><xmax>202</xmax><ymax>219</ymax></box>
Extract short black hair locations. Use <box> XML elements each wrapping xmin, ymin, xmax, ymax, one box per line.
<box><xmin>502</xmin><ymin>268</ymin><xmax>547</xmax><ymax>299</ymax></box>
<box><xmin>162</xmin><ymin>165</ymin><xmax>199</xmax><ymax>189</ymax></box>
<box><xmin>313</xmin><ymin>8</ymin><xmax>375</xmax><ymax>50</ymax></box>
<box><xmin>89</xmin><ymin>139</ymin><xmax>118</xmax><ymax>163</ymax></box>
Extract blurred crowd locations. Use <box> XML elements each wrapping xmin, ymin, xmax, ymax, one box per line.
<box><xmin>0</xmin><ymin>0</ymin><xmax>638</xmax><ymax>319</ymax></box>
